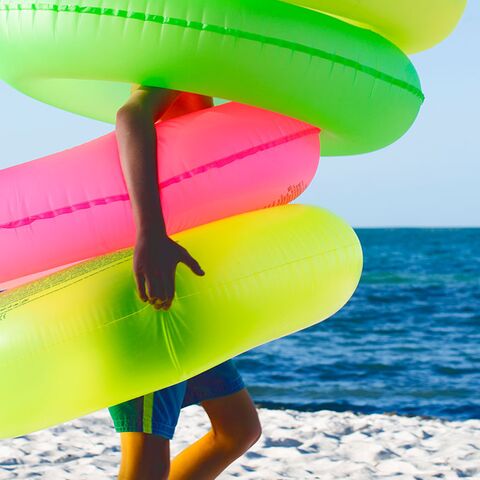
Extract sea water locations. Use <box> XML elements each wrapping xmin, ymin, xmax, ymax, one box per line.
<box><xmin>237</xmin><ymin>228</ymin><xmax>480</xmax><ymax>421</ymax></box>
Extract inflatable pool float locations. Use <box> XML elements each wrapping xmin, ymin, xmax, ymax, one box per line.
<box><xmin>281</xmin><ymin>0</ymin><xmax>466</xmax><ymax>53</ymax></box>
<box><xmin>0</xmin><ymin>0</ymin><xmax>466</xmax><ymax>438</ymax></box>
<box><xmin>0</xmin><ymin>102</ymin><xmax>320</xmax><ymax>287</ymax></box>
<box><xmin>0</xmin><ymin>0</ymin><xmax>424</xmax><ymax>155</ymax></box>
<box><xmin>0</xmin><ymin>205</ymin><xmax>362</xmax><ymax>439</ymax></box>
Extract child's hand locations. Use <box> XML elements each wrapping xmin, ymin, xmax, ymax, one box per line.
<box><xmin>133</xmin><ymin>232</ymin><xmax>205</xmax><ymax>310</ymax></box>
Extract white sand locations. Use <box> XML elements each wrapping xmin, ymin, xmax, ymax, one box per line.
<box><xmin>1</xmin><ymin>406</ymin><xmax>479</xmax><ymax>479</ymax></box>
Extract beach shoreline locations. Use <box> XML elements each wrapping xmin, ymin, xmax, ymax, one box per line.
<box><xmin>1</xmin><ymin>406</ymin><xmax>478</xmax><ymax>479</ymax></box>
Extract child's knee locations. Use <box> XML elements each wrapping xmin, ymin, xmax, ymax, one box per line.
<box><xmin>244</xmin><ymin>416</ymin><xmax>262</xmax><ymax>448</ymax></box>
<box><xmin>215</xmin><ymin>415</ymin><xmax>262</xmax><ymax>455</ymax></box>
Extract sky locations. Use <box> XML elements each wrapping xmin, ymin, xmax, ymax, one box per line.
<box><xmin>0</xmin><ymin>3</ymin><xmax>478</xmax><ymax>228</ymax></box>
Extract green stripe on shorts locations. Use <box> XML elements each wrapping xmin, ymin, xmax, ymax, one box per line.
<box><xmin>142</xmin><ymin>392</ymin><xmax>154</xmax><ymax>434</ymax></box>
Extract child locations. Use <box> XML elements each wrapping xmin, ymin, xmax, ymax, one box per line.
<box><xmin>110</xmin><ymin>84</ymin><xmax>262</xmax><ymax>479</ymax></box>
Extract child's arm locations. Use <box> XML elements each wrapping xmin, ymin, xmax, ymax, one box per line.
<box><xmin>115</xmin><ymin>85</ymin><xmax>205</xmax><ymax>310</ymax></box>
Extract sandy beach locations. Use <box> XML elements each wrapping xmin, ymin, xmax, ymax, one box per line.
<box><xmin>1</xmin><ymin>405</ymin><xmax>478</xmax><ymax>479</ymax></box>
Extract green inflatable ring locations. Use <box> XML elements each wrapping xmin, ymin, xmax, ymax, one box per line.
<box><xmin>0</xmin><ymin>0</ymin><xmax>424</xmax><ymax>155</ymax></box>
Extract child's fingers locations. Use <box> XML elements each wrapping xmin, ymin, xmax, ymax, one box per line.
<box><xmin>160</xmin><ymin>270</ymin><xmax>175</xmax><ymax>310</ymax></box>
<box><xmin>145</xmin><ymin>273</ymin><xmax>169</xmax><ymax>310</ymax></box>
<box><xmin>134</xmin><ymin>270</ymin><xmax>148</xmax><ymax>302</ymax></box>
<box><xmin>181</xmin><ymin>251</ymin><xmax>205</xmax><ymax>277</ymax></box>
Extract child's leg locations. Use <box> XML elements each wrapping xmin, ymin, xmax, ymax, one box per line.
<box><xmin>169</xmin><ymin>388</ymin><xmax>262</xmax><ymax>480</ymax></box>
<box><xmin>118</xmin><ymin>432</ymin><xmax>170</xmax><ymax>480</ymax></box>
<box><xmin>108</xmin><ymin>383</ymin><xmax>187</xmax><ymax>480</ymax></box>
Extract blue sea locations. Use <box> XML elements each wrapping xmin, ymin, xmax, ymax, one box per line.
<box><xmin>236</xmin><ymin>228</ymin><xmax>480</xmax><ymax>421</ymax></box>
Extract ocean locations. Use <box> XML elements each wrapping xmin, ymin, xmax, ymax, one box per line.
<box><xmin>236</xmin><ymin>228</ymin><xmax>480</xmax><ymax>421</ymax></box>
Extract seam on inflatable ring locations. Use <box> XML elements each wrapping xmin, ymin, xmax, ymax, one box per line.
<box><xmin>0</xmin><ymin>126</ymin><xmax>319</xmax><ymax>230</ymax></box>
<box><xmin>0</xmin><ymin>3</ymin><xmax>424</xmax><ymax>100</ymax></box>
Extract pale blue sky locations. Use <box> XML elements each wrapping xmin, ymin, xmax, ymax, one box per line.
<box><xmin>0</xmin><ymin>3</ymin><xmax>478</xmax><ymax>227</ymax></box>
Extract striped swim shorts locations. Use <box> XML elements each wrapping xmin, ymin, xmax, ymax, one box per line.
<box><xmin>108</xmin><ymin>358</ymin><xmax>245</xmax><ymax>440</ymax></box>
